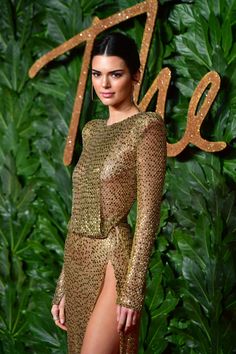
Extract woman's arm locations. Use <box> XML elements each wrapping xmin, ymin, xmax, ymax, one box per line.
<box><xmin>51</xmin><ymin>218</ymin><xmax>71</xmax><ymax>331</ymax></box>
<box><xmin>118</xmin><ymin>116</ymin><xmax>167</xmax><ymax>312</ymax></box>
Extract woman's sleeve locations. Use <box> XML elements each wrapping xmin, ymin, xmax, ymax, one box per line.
<box><xmin>118</xmin><ymin>117</ymin><xmax>167</xmax><ymax>311</ymax></box>
<box><xmin>51</xmin><ymin>121</ymin><xmax>95</xmax><ymax>306</ymax></box>
<box><xmin>52</xmin><ymin>265</ymin><xmax>65</xmax><ymax>305</ymax></box>
<box><xmin>51</xmin><ymin>218</ymin><xmax>71</xmax><ymax>305</ymax></box>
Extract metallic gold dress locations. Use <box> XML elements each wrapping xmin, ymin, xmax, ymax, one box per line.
<box><xmin>52</xmin><ymin>112</ymin><xmax>166</xmax><ymax>354</ymax></box>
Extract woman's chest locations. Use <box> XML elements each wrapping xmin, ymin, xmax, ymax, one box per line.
<box><xmin>73</xmin><ymin>125</ymin><xmax>139</xmax><ymax>183</ymax></box>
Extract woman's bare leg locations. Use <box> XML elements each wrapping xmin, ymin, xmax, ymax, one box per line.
<box><xmin>81</xmin><ymin>260</ymin><xmax>120</xmax><ymax>354</ymax></box>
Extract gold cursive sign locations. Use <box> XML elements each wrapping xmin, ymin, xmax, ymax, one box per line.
<box><xmin>29</xmin><ymin>0</ymin><xmax>226</xmax><ymax>165</ymax></box>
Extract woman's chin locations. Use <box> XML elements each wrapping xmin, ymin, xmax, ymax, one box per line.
<box><xmin>99</xmin><ymin>98</ymin><xmax>115</xmax><ymax>106</ymax></box>
<box><xmin>100</xmin><ymin>101</ymin><xmax>110</xmax><ymax>106</ymax></box>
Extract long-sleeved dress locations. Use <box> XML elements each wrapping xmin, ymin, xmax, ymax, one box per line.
<box><xmin>52</xmin><ymin>111</ymin><xmax>167</xmax><ymax>354</ymax></box>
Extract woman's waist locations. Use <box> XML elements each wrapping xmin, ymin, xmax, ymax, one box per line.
<box><xmin>69</xmin><ymin>215</ymin><xmax>131</xmax><ymax>239</ymax></box>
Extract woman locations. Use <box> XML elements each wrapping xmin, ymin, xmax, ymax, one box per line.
<box><xmin>51</xmin><ymin>32</ymin><xmax>166</xmax><ymax>354</ymax></box>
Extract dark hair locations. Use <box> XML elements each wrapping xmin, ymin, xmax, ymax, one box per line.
<box><xmin>91</xmin><ymin>32</ymin><xmax>140</xmax><ymax>76</ymax></box>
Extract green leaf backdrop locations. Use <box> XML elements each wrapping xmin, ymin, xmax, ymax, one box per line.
<box><xmin>0</xmin><ymin>0</ymin><xmax>235</xmax><ymax>353</ymax></box>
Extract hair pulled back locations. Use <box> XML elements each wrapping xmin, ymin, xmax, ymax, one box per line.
<box><xmin>91</xmin><ymin>32</ymin><xmax>140</xmax><ymax>76</ymax></box>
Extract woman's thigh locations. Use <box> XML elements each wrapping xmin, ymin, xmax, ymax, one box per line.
<box><xmin>80</xmin><ymin>260</ymin><xmax>120</xmax><ymax>354</ymax></box>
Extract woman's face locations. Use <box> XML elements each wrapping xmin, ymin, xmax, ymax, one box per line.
<box><xmin>91</xmin><ymin>55</ymin><xmax>138</xmax><ymax>108</ymax></box>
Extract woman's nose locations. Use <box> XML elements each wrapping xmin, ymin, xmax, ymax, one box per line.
<box><xmin>102</xmin><ymin>75</ymin><xmax>110</xmax><ymax>88</ymax></box>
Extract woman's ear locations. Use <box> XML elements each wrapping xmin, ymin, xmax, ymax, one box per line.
<box><xmin>132</xmin><ymin>69</ymin><xmax>141</xmax><ymax>84</ymax></box>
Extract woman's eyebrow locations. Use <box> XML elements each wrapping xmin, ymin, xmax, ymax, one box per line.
<box><xmin>91</xmin><ymin>69</ymin><xmax>124</xmax><ymax>73</ymax></box>
<box><xmin>110</xmin><ymin>69</ymin><xmax>124</xmax><ymax>73</ymax></box>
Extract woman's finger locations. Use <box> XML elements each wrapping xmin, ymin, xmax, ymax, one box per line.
<box><xmin>55</xmin><ymin>320</ymin><xmax>67</xmax><ymax>331</ymax></box>
<box><xmin>59</xmin><ymin>297</ymin><xmax>65</xmax><ymax>325</ymax></box>
<box><xmin>117</xmin><ymin>307</ymin><xmax>127</xmax><ymax>333</ymax></box>
<box><xmin>132</xmin><ymin>310</ymin><xmax>141</xmax><ymax>325</ymax></box>
<box><xmin>124</xmin><ymin>310</ymin><xmax>132</xmax><ymax>333</ymax></box>
<box><xmin>132</xmin><ymin>311</ymin><xmax>137</xmax><ymax>326</ymax></box>
<box><xmin>51</xmin><ymin>304</ymin><xmax>59</xmax><ymax>320</ymax></box>
<box><xmin>116</xmin><ymin>304</ymin><xmax>121</xmax><ymax>322</ymax></box>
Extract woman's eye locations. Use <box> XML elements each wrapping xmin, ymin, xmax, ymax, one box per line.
<box><xmin>112</xmin><ymin>73</ymin><xmax>122</xmax><ymax>78</ymax></box>
<box><xmin>92</xmin><ymin>72</ymin><xmax>100</xmax><ymax>77</ymax></box>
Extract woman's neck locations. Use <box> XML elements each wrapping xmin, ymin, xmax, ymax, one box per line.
<box><xmin>108</xmin><ymin>103</ymin><xmax>140</xmax><ymax>124</ymax></box>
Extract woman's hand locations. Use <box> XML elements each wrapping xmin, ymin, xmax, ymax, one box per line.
<box><xmin>116</xmin><ymin>304</ymin><xmax>140</xmax><ymax>334</ymax></box>
<box><xmin>51</xmin><ymin>294</ymin><xmax>67</xmax><ymax>331</ymax></box>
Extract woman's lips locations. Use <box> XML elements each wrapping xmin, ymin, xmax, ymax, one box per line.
<box><xmin>100</xmin><ymin>92</ymin><xmax>114</xmax><ymax>98</ymax></box>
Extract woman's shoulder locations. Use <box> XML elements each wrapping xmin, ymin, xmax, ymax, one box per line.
<box><xmin>83</xmin><ymin>118</ymin><xmax>100</xmax><ymax>131</ymax></box>
<box><xmin>134</xmin><ymin>111</ymin><xmax>165</xmax><ymax>132</ymax></box>
<box><xmin>82</xmin><ymin>119</ymin><xmax>101</xmax><ymax>141</ymax></box>
<box><xmin>136</xmin><ymin>111</ymin><xmax>163</xmax><ymax>123</ymax></box>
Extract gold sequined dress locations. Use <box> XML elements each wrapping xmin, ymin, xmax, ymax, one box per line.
<box><xmin>52</xmin><ymin>112</ymin><xmax>166</xmax><ymax>354</ymax></box>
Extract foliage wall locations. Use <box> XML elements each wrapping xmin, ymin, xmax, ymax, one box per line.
<box><xmin>0</xmin><ymin>0</ymin><xmax>236</xmax><ymax>353</ymax></box>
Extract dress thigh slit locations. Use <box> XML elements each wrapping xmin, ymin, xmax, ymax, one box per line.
<box><xmin>63</xmin><ymin>225</ymin><xmax>139</xmax><ymax>354</ymax></box>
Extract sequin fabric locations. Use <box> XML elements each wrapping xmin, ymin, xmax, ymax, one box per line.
<box><xmin>52</xmin><ymin>112</ymin><xmax>166</xmax><ymax>353</ymax></box>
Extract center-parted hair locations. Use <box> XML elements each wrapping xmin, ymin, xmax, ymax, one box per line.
<box><xmin>91</xmin><ymin>32</ymin><xmax>140</xmax><ymax>76</ymax></box>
